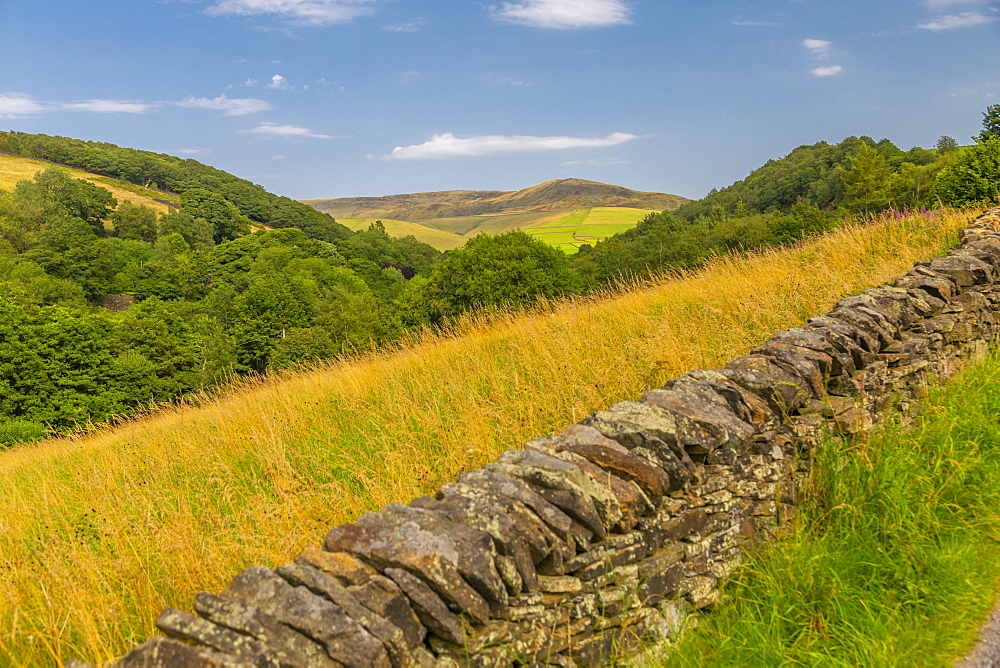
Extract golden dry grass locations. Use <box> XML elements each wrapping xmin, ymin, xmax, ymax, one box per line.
<box><xmin>0</xmin><ymin>209</ymin><xmax>975</xmax><ymax>665</ymax></box>
<box><xmin>0</xmin><ymin>153</ymin><xmax>174</xmax><ymax>213</ymax></box>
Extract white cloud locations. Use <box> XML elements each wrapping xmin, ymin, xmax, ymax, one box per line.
<box><xmin>802</xmin><ymin>38</ymin><xmax>832</xmax><ymax>58</ymax></box>
<box><xmin>205</xmin><ymin>0</ymin><xmax>378</xmax><ymax>25</ymax></box>
<box><xmin>62</xmin><ymin>99</ymin><xmax>155</xmax><ymax>114</ymax></box>
<box><xmin>385</xmin><ymin>18</ymin><xmax>425</xmax><ymax>32</ymax></box>
<box><xmin>0</xmin><ymin>93</ymin><xmax>47</xmax><ymax>118</ymax></box>
<box><xmin>732</xmin><ymin>20</ymin><xmax>781</xmax><ymax>26</ymax></box>
<box><xmin>382</xmin><ymin>131</ymin><xmax>638</xmax><ymax>160</ymax></box>
<box><xmin>180</xmin><ymin>148</ymin><xmax>211</xmax><ymax>155</ymax></box>
<box><xmin>811</xmin><ymin>65</ymin><xmax>844</xmax><ymax>77</ymax></box>
<box><xmin>176</xmin><ymin>94</ymin><xmax>273</xmax><ymax>116</ymax></box>
<box><xmin>492</xmin><ymin>0</ymin><xmax>632</xmax><ymax>29</ymax></box>
<box><xmin>241</xmin><ymin>122</ymin><xmax>334</xmax><ymax>138</ymax></box>
<box><xmin>562</xmin><ymin>158</ymin><xmax>629</xmax><ymax>167</ymax></box>
<box><xmin>240</xmin><ymin>77</ymin><xmax>259</xmax><ymax>87</ymax></box>
<box><xmin>917</xmin><ymin>11</ymin><xmax>997</xmax><ymax>30</ymax></box>
<box><xmin>923</xmin><ymin>0</ymin><xmax>987</xmax><ymax>9</ymax></box>
<box><xmin>267</xmin><ymin>74</ymin><xmax>292</xmax><ymax>89</ymax></box>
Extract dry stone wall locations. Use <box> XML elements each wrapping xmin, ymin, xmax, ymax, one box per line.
<box><xmin>106</xmin><ymin>209</ymin><xmax>1000</xmax><ymax>667</ymax></box>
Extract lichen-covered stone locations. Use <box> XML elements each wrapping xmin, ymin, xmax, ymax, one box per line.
<box><xmin>220</xmin><ymin>566</ymin><xmax>389</xmax><ymax>667</ymax></box>
<box><xmin>384</xmin><ymin>567</ymin><xmax>465</xmax><ymax>646</ymax></box>
<box><xmin>323</xmin><ymin>509</ymin><xmax>492</xmax><ymax>624</ymax></box>
<box><xmin>295</xmin><ymin>547</ymin><xmax>378</xmax><ymax>586</ymax></box>
<box><xmin>547</xmin><ymin>436</ymin><xmax>673</xmax><ymax>498</ymax></box>
<box><xmin>155</xmin><ymin>607</ymin><xmax>279</xmax><ymax>666</ymax></box>
<box><xmin>276</xmin><ymin>562</ymin><xmax>414</xmax><ymax>664</ymax></box>
<box><xmin>193</xmin><ymin>592</ymin><xmax>338</xmax><ymax>667</ymax></box>
<box><xmin>112</xmin><ymin>636</ymin><xmax>236</xmax><ymax>668</ymax></box>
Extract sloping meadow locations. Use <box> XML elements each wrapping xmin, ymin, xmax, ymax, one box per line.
<box><xmin>0</xmin><ymin>209</ymin><xmax>974</xmax><ymax>665</ymax></box>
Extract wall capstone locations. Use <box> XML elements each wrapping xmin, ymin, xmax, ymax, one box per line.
<box><xmin>97</xmin><ymin>208</ymin><xmax>1000</xmax><ymax>667</ymax></box>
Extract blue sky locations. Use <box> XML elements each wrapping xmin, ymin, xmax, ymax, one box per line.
<box><xmin>0</xmin><ymin>0</ymin><xmax>998</xmax><ymax>200</ymax></box>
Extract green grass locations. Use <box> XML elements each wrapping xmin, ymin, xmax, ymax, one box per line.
<box><xmin>660</xmin><ymin>351</ymin><xmax>1000</xmax><ymax>667</ymax></box>
<box><xmin>400</xmin><ymin>207</ymin><xmax>657</xmax><ymax>251</ymax></box>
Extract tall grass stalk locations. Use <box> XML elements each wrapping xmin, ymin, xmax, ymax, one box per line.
<box><xmin>661</xmin><ymin>350</ymin><xmax>1000</xmax><ymax>666</ymax></box>
<box><xmin>0</xmin><ymin>210</ymin><xmax>974</xmax><ymax>665</ymax></box>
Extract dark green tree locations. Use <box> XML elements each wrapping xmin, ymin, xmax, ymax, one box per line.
<box><xmin>841</xmin><ymin>144</ymin><xmax>895</xmax><ymax>214</ymax></box>
<box><xmin>158</xmin><ymin>210</ymin><xmax>215</xmax><ymax>250</ymax></box>
<box><xmin>932</xmin><ymin>137</ymin><xmax>1000</xmax><ymax>207</ymax></box>
<box><xmin>424</xmin><ymin>230</ymin><xmax>582</xmax><ymax>318</ymax></box>
<box><xmin>180</xmin><ymin>188</ymin><xmax>250</xmax><ymax>243</ymax></box>
<box><xmin>26</xmin><ymin>218</ymin><xmax>114</xmax><ymax>297</ymax></box>
<box><xmin>936</xmin><ymin>136</ymin><xmax>959</xmax><ymax>153</ymax></box>
<box><xmin>978</xmin><ymin>104</ymin><xmax>1000</xmax><ymax>142</ymax></box>
<box><xmin>115</xmin><ymin>298</ymin><xmax>202</xmax><ymax>399</ymax></box>
<box><xmin>111</xmin><ymin>201</ymin><xmax>158</xmax><ymax>242</ymax></box>
<box><xmin>14</xmin><ymin>167</ymin><xmax>117</xmax><ymax>234</ymax></box>
<box><xmin>229</xmin><ymin>275</ymin><xmax>315</xmax><ymax>371</ymax></box>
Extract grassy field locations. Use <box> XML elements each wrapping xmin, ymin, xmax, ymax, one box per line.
<box><xmin>335</xmin><ymin>217</ymin><xmax>466</xmax><ymax>250</ymax></box>
<box><xmin>657</xmin><ymin>349</ymin><xmax>1000</xmax><ymax>667</ymax></box>
<box><xmin>397</xmin><ymin>206</ymin><xmax>657</xmax><ymax>251</ymax></box>
<box><xmin>0</xmin><ymin>153</ymin><xmax>178</xmax><ymax>213</ymax></box>
<box><xmin>0</xmin><ymin>209</ymin><xmax>974</xmax><ymax>665</ymax></box>
<box><xmin>522</xmin><ymin>207</ymin><xmax>656</xmax><ymax>251</ymax></box>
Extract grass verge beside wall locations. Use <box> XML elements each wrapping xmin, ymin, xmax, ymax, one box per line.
<box><xmin>661</xmin><ymin>350</ymin><xmax>1000</xmax><ymax>666</ymax></box>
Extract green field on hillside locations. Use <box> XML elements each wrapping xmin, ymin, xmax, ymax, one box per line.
<box><xmin>377</xmin><ymin>206</ymin><xmax>658</xmax><ymax>251</ymax></box>
<box><xmin>519</xmin><ymin>207</ymin><xmax>655</xmax><ymax>251</ymax></box>
<box><xmin>335</xmin><ymin>217</ymin><xmax>467</xmax><ymax>249</ymax></box>
<box><xmin>0</xmin><ymin>153</ymin><xmax>178</xmax><ymax>213</ymax></box>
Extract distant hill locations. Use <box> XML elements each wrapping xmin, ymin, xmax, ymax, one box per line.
<box><xmin>303</xmin><ymin>178</ymin><xmax>689</xmax><ymax>221</ymax></box>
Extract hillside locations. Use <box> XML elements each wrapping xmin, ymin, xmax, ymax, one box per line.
<box><xmin>0</xmin><ymin>131</ymin><xmax>352</xmax><ymax>242</ymax></box>
<box><xmin>0</xmin><ymin>152</ymin><xmax>177</xmax><ymax>214</ymax></box>
<box><xmin>0</xmin><ymin>209</ymin><xmax>971</xmax><ymax>666</ymax></box>
<box><xmin>303</xmin><ymin>178</ymin><xmax>689</xmax><ymax>221</ymax></box>
<box><xmin>335</xmin><ymin>217</ymin><xmax>467</xmax><ymax>250</ymax></box>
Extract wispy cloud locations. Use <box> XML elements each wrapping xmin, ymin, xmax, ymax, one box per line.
<box><xmin>811</xmin><ymin>65</ymin><xmax>844</xmax><ymax>77</ymax></box>
<box><xmin>180</xmin><ymin>148</ymin><xmax>211</xmax><ymax>155</ymax></box>
<box><xmin>205</xmin><ymin>0</ymin><xmax>378</xmax><ymax>25</ymax></box>
<box><xmin>802</xmin><ymin>38</ymin><xmax>843</xmax><ymax>77</ymax></box>
<box><xmin>562</xmin><ymin>157</ymin><xmax>629</xmax><ymax>167</ymax></box>
<box><xmin>241</xmin><ymin>122</ymin><xmax>336</xmax><ymax>138</ymax></box>
<box><xmin>62</xmin><ymin>99</ymin><xmax>155</xmax><ymax>114</ymax></box>
<box><xmin>732</xmin><ymin>19</ymin><xmax>781</xmax><ymax>26</ymax></box>
<box><xmin>2</xmin><ymin>91</ymin><xmax>276</xmax><ymax>118</ymax></box>
<box><xmin>385</xmin><ymin>18</ymin><xmax>425</xmax><ymax>32</ymax></box>
<box><xmin>381</xmin><ymin>131</ymin><xmax>638</xmax><ymax>160</ymax></box>
<box><xmin>0</xmin><ymin>93</ymin><xmax>48</xmax><ymax>118</ymax></box>
<box><xmin>802</xmin><ymin>38</ymin><xmax>832</xmax><ymax>58</ymax></box>
<box><xmin>917</xmin><ymin>11</ymin><xmax>997</xmax><ymax>30</ymax></box>
<box><xmin>923</xmin><ymin>0</ymin><xmax>988</xmax><ymax>9</ymax></box>
<box><xmin>492</xmin><ymin>0</ymin><xmax>632</xmax><ymax>29</ymax></box>
<box><xmin>176</xmin><ymin>94</ymin><xmax>272</xmax><ymax>116</ymax></box>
